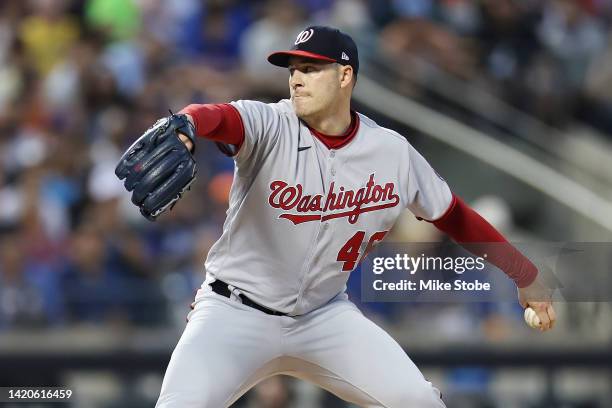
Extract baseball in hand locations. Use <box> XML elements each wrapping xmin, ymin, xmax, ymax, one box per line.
<box><xmin>524</xmin><ymin>307</ymin><xmax>541</xmax><ymax>329</ymax></box>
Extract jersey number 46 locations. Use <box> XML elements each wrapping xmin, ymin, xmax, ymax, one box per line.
<box><xmin>337</xmin><ymin>230</ymin><xmax>388</xmax><ymax>272</ymax></box>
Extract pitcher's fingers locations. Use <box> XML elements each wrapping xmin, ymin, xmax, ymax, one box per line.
<box><xmin>547</xmin><ymin>303</ymin><xmax>557</xmax><ymax>329</ymax></box>
<box><xmin>534</xmin><ymin>306</ymin><xmax>551</xmax><ymax>331</ymax></box>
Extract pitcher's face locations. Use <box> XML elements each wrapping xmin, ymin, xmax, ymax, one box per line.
<box><xmin>288</xmin><ymin>57</ymin><xmax>343</xmax><ymax>120</ymax></box>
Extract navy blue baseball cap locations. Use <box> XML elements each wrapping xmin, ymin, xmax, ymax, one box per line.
<box><xmin>268</xmin><ymin>25</ymin><xmax>359</xmax><ymax>76</ymax></box>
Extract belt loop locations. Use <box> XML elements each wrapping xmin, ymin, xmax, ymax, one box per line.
<box><xmin>227</xmin><ymin>284</ymin><xmax>242</xmax><ymax>303</ymax></box>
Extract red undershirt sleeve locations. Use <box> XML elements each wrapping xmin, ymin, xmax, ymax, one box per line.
<box><xmin>432</xmin><ymin>194</ymin><xmax>538</xmax><ymax>288</ymax></box>
<box><xmin>179</xmin><ymin>103</ymin><xmax>245</xmax><ymax>151</ymax></box>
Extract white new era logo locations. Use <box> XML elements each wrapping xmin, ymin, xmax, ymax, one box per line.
<box><xmin>341</xmin><ymin>52</ymin><xmax>349</xmax><ymax>61</ymax></box>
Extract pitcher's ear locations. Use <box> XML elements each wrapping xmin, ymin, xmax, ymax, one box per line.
<box><xmin>340</xmin><ymin>65</ymin><xmax>354</xmax><ymax>88</ymax></box>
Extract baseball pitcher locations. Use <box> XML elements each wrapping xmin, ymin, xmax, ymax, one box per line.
<box><xmin>116</xmin><ymin>26</ymin><xmax>556</xmax><ymax>407</ymax></box>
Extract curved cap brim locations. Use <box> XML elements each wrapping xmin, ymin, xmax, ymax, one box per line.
<box><xmin>267</xmin><ymin>50</ymin><xmax>337</xmax><ymax>67</ymax></box>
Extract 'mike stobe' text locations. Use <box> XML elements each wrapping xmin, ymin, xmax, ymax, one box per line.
<box><xmin>373</xmin><ymin>279</ymin><xmax>491</xmax><ymax>291</ymax></box>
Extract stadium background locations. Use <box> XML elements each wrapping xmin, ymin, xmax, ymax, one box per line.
<box><xmin>0</xmin><ymin>0</ymin><xmax>611</xmax><ymax>407</ymax></box>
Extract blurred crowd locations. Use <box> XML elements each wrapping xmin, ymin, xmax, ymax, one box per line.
<box><xmin>378</xmin><ymin>0</ymin><xmax>612</xmax><ymax>132</ymax></box>
<box><xmin>0</xmin><ymin>0</ymin><xmax>610</xmax><ymax>332</ymax></box>
<box><xmin>381</xmin><ymin>0</ymin><xmax>612</xmax><ymax>134</ymax></box>
<box><xmin>1</xmin><ymin>1</ymin><xmax>612</xmax><ymax>407</ymax></box>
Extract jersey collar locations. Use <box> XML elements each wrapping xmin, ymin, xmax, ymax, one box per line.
<box><xmin>306</xmin><ymin>111</ymin><xmax>360</xmax><ymax>150</ymax></box>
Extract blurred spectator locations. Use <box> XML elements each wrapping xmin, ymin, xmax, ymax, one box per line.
<box><xmin>240</xmin><ymin>0</ymin><xmax>306</xmax><ymax>81</ymax></box>
<box><xmin>138</xmin><ymin>0</ymin><xmax>200</xmax><ymax>47</ymax></box>
<box><xmin>579</xmin><ymin>30</ymin><xmax>612</xmax><ymax>134</ymax></box>
<box><xmin>0</xmin><ymin>4</ymin><xmax>27</xmax><ymax>117</ymax></box>
<box><xmin>179</xmin><ymin>0</ymin><xmax>254</xmax><ymax>69</ymax></box>
<box><xmin>0</xmin><ymin>234</ymin><xmax>62</xmax><ymax>329</ymax></box>
<box><xmin>326</xmin><ymin>0</ymin><xmax>374</xmax><ymax>33</ymax></box>
<box><xmin>60</xmin><ymin>222</ymin><xmax>126</xmax><ymax>324</ymax></box>
<box><xmin>476</xmin><ymin>0</ymin><xmax>541</xmax><ymax>84</ymax></box>
<box><xmin>533</xmin><ymin>0</ymin><xmax>606</xmax><ymax>124</ymax></box>
<box><xmin>537</xmin><ymin>0</ymin><xmax>606</xmax><ymax>83</ymax></box>
<box><xmin>380</xmin><ymin>18</ymin><xmax>477</xmax><ymax>80</ymax></box>
<box><xmin>437</xmin><ymin>0</ymin><xmax>480</xmax><ymax>36</ymax></box>
<box><xmin>85</xmin><ymin>0</ymin><xmax>140</xmax><ymax>42</ymax></box>
<box><xmin>59</xmin><ymin>207</ymin><xmax>169</xmax><ymax>325</ymax></box>
<box><xmin>19</xmin><ymin>0</ymin><xmax>79</xmax><ymax>76</ymax></box>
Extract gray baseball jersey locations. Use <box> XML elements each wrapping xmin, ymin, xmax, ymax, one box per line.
<box><xmin>204</xmin><ymin>99</ymin><xmax>452</xmax><ymax>315</ymax></box>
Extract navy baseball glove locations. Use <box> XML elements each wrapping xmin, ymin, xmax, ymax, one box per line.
<box><xmin>115</xmin><ymin>113</ymin><xmax>197</xmax><ymax>221</ymax></box>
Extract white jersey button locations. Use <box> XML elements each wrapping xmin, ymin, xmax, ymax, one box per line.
<box><xmin>330</xmin><ymin>151</ymin><xmax>336</xmax><ymax>158</ymax></box>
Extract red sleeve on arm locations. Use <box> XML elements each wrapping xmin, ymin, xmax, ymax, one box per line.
<box><xmin>179</xmin><ymin>103</ymin><xmax>245</xmax><ymax>149</ymax></box>
<box><xmin>433</xmin><ymin>194</ymin><xmax>538</xmax><ymax>288</ymax></box>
